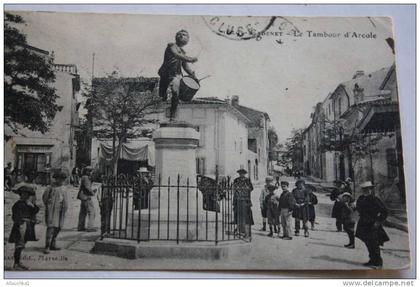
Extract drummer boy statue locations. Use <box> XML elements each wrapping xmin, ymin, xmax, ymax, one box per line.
<box><xmin>158</xmin><ymin>29</ymin><xmax>198</xmax><ymax>120</ymax></box>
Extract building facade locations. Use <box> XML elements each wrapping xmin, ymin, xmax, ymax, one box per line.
<box><xmin>90</xmin><ymin>79</ymin><xmax>271</xmax><ymax>183</ymax></box>
<box><xmin>302</xmin><ymin>65</ymin><xmax>405</xmax><ymax>206</ymax></box>
<box><xmin>4</xmin><ymin>46</ymin><xmax>80</xmax><ymax>182</ymax></box>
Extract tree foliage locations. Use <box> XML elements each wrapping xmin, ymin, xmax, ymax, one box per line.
<box><xmin>88</xmin><ymin>73</ymin><xmax>160</xmax><ymax>175</ymax></box>
<box><xmin>4</xmin><ymin>12</ymin><xmax>61</xmax><ymax>135</ymax></box>
<box><xmin>279</xmin><ymin>128</ymin><xmax>304</xmax><ymax>173</ymax></box>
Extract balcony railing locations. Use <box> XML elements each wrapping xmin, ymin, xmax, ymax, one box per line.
<box><xmin>53</xmin><ymin>64</ymin><xmax>78</xmax><ymax>74</ymax></box>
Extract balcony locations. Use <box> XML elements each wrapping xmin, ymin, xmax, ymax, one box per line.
<box><xmin>53</xmin><ymin>64</ymin><xmax>78</xmax><ymax>74</ymax></box>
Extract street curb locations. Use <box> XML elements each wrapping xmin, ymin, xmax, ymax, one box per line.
<box><xmin>92</xmin><ymin>238</ymin><xmax>252</xmax><ymax>260</ymax></box>
<box><xmin>383</xmin><ymin>219</ymin><xmax>408</xmax><ymax>233</ymax></box>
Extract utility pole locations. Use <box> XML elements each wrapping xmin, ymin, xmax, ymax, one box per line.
<box><xmin>91</xmin><ymin>53</ymin><xmax>95</xmax><ymax>83</ymax></box>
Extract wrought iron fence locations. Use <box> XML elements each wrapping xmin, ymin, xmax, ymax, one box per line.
<box><xmin>99</xmin><ymin>173</ymin><xmax>252</xmax><ymax>245</ymax></box>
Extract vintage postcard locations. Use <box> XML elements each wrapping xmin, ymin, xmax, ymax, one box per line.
<box><xmin>3</xmin><ymin>10</ymin><xmax>410</xmax><ymax>272</ymax></box>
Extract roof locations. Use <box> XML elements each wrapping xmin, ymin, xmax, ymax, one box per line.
<box><xmin>331</xmin><ymin>67</ymin><xmax>390</xmax><ymax>101</ymax></box>
<box><xmin>233</xmin><ymin>104</ymin><xmax>270</xmax><ymax>127</ymax></box>
<box><xmin>379</xmin><ymin>63</ymin><xmax>396</xmax><ymax>90</ymax></box>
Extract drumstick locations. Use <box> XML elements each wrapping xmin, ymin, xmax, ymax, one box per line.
<box><xmin>198</xmin><ymin>75</ymin><xmax>211</xmax><ymax>82</ymax></box>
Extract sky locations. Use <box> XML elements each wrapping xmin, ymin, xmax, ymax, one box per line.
<box><xmin>8</xmin><ymin>11</ymin><xmax>396</xmax><ymax>143</ymax></box>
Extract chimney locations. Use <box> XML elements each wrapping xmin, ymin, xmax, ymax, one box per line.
<box><xmin>352</xmin><ymin>70</ymin><xmax>365</xmax><ymax>79</ymax></box>
<box><xmin>231</xmin><ymin>95</ymin><xmax>239</xmax><ymax>106</ymax></box>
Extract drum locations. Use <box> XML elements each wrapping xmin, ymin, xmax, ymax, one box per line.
<box><xmin>179</xmin><ymin>76</ymin><xmax>200</xmax><ymax>102</ymax></box>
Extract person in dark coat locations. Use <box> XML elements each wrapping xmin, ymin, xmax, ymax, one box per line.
<box><xmin>278</xmin><ymin>181</ymin><xmax>295</xmax><ymax>240</ymax></box>
<box><xmin>339</xmin><ymin>192</ymin><xmax>356</xmax><ymax>249</ymax></box>
<box><xmin>292</xmin><ymin>179</ymin><xmax>310</xmax><ymax>237</ymax></box>
<box><xmin>355</xmin><ymin>181</ymin><xmax>390</xmax><ymax>269</ymax></box>
<box><xmin>330</xmin><ymin>180</ymin><xmax>345</xmax><ymax>232</ymax></box>
<box><xmin>233</xmin><ymin>168</ymin><xmax>254</xmax><ymax>238</ymax></box>
<box><xmin>264</xmin><ymin>183</ymin><xmax>279</xmax><ymax>237</ymax></box>
<box><xmin>258</xmin><ymin>176</ymin><xmax>273</xmax><ymax>231</ymax></box>
<box><xmin>77</xmin><ymin>166</ymin><xmax>97</xmax><ymax>232</ymax></box>
<box><xmin>307</xmin><ymin>189</ymin><xmax>318</xmax><ymax>231</ymax></box>
<box><xmin>8</xmin><ymin>185</ymin><xmax>39</xmax><ymax>270</ymax></box>
<box><xmin>42</xmin><ymin>171</ymin><xmax>69</xmax><ymax>254</ymax></box>
<box><xmin>133</xmin><ymin>167</ymin><xmax>153</xmax><ymax>210</ymax></box>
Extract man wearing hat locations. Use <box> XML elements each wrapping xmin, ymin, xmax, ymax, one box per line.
<box><xmin>355</xmin><ymin>181</ymin><xmax>389</xmax><ymax>268</ymax></box>
<box><xmin>233</xmin><ymin>168</ymin><xmax>254</xmax><ymax>237</ymax></box>
<box><xmin>258</xmin><ymin>176</ymin><xmax>273</xmax><ymax>231</ymax></box>
<box><xmin>278</xmin><ymin>181</ymin><xmax>295</xmax><ymax>240</ymax></box>
<box><xmin>77</xmin><ymin>166</ymin><xmax>97</xmax><ymax>232</ymax></box>
<box><xmin>8</xmin><ymin>185</ymin><xmax>39</xmax><ymax>270</ymax></box>
<box><xmin>42</xmin><ymin>171</ymin><xmax>69</xmax><ymax>254</ymax></box>
<box><xmin>292</xmin><ymin>179</ymin><xmax>310</xmax><ymax>237</ymax></box>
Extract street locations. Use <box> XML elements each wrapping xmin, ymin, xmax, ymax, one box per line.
<box><xmin>4</xmin><ymin>177</ymin><xmax>410</xmax><ymax>271</ymax></box>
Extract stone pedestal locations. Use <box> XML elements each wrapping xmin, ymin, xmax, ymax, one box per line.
<box><xmin>127</xmin><ymin>122</ymin><xmax>210</xmax><ymax>241</ymax></box>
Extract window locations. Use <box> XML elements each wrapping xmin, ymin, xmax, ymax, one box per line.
<box><xmin>195</xmin><ymin>126</ymin><xmax>206</xmax><ymax>147</ymax></box>
<box><xmin>386</xmin><ymin>148</ymin><xmax>398</xmax><ymax>178</ymax></box>
<box><xmin>196</xmin><ymin>158</ymin><xmax>206</xmax><ymax>175</ymax></box>
<box><xmin>240</xmin><ymin>138</ymin><xmax>243</xmax><ymax>154</ymax></box>
<box><xmin>338</xmin><ymin>98</ymin><xmax>342</xmax><ymax>115</ymax></box>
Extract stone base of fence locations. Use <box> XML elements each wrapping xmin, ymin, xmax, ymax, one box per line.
<box><xmin>92</xmin><ymin>238</ymin><xmax>252</xmax><ymax>260</ymax></box>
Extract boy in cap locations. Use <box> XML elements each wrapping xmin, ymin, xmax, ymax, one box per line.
<box><xmin>292</xmin><ymin>179</ymin><xmax>310</xmax><ymax>237</ymax></box>
<box><xmin>158</xmin><ymin>29</ymin><xmax>198</xmax><ymax>120</ymax></box>
<box><xmin>8</xmin><ymin>185</ymin><xmax>39</xmax><ymax>270</ymax></box>
<box><xmin>264</xmin><ymin>183</ymin><xmax>279</xmax><ymax>237</ymax></box>
<box><xmin>278</xmin><ymin>181</ymin><xmax>295</xmax><ymax>240</ymax></box>
<box><xmin>259</xmin><ymin>176</ymin><xmax>273</xmax><ymax>231</ymax></box>
<box><xmin>339</xmin><ymin>192</ymin><xmax>356</xmax><ymax>249</ymax></box>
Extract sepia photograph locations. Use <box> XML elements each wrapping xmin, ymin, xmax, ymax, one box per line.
<box><xmin>3</xmin><ymin>5</ymin><xmax>413</xmax><ymax>275</ymax></box>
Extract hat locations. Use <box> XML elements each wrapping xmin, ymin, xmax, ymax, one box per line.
<box><xmin>84</xmin><ymin>166</ymin><xmax>93</xmax><ymax>170</ymax></box>
<box><xmin>16</xmin><ymin>185</ymin><xmax>35</xmax><ymax>196</ymax></box>
<box><xmin>360</xmin><ymin>181</ymin><xmax>375</xmax><ymax>189</ymax></box>
<box><xmin>237</xmin><ymin>168</ymin><xmax>247</xmax><ymax>174</ymax></box>
<box><xmin>265</xmin><ymin>176</ymin><xmax>274</xmax><ymax>182</ymax></box>
<box><xmin>53</xmin><ymin>171</ymin><xmax>67</xmax><ymax>180</ymax></box>
<box><xmin>295</xmin><ymin>179</ymin><xmax>305</xmax><ymax>186</ymax></box>
<box><xmin>138</xmin><ymin>167</ymin><xmax>149</xmax><ymax>173</ymax></box>
<box><xmin>345</xmin><ymin>177</ymin><xmax>352</xmax><ymax>183</ymax></box>
<box><xmin>267</xmin><ymin>183</ymin><xmax>277</xmax><ymax>191</ymax></box>
<box><xmin>280</xmin><ymin>181</ymin><xmax>289</xmax><ymax>186</ymax></box>
<box><xmin>339</xmin><ymin>192</ymin><xmax>353</xmax><ymax>201</ymax></box>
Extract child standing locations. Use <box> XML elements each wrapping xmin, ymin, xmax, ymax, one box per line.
<box><xmin>340</xmin><ymin>192</ymin><xmax>356</xmax><ymax>249</ymax></box>
<box><xmin>264</xmin><ymin>183</ymin><xmax>279</xmax><ymax>237</ymax></box>
<box><xmin>8</xmin><ymin>185</ymin><xmax>39</xmax><ymax>270</ymax></box>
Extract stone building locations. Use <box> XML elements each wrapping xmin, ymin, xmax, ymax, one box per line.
<box><xmin>90</xmin><ymin>78</ymin><xmax>270</xmax><ymax>182</ymax></box>
<box><xmin>4</xmin><ymin>45</ymin><xmax>80</xmax><ymax>182</ymax></box>
<box><xmin>302</xmin><ymin>65</ymin><xmax>405</xmax><ymax>206</ymax></box>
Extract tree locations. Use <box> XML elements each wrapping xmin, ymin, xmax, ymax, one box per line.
<box><xmin>321</xmin><ymin>117</ymin><xmax>385</xmax><ymax>186</ymax></box>
<box><xmin>267</xmin><ymin>126</ymin><xmax>279</xmax><ymax>161</ymax></box>
<box><xmin>88</xmin><ymin>73</ymin><xmax>160</xmax><ymax>175</ymax></box>
<box><xmin>4</xmin><ymin>12</ymin><xmax>61</xmax><ymax>136</ymax></box>
<box><xmin>280</xmin><ymin>128</ymin><xmax>304</xmax><ymax>175</ymax></box>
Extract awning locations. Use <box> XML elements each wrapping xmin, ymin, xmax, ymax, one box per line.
<box><xmin>99</xmin><ymin>140</ymin><xmax>155</xmax><ymax>166</ymax></box>
<box><xmin>357</xmin><ymin>102</ymin><xmax>400</xmax><ymax>133</ymax></box>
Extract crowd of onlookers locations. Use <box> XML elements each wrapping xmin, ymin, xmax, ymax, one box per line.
<box><xmin>7</xmin><ymin>163</ymin><xmax>390</xmax><ymax>270</ymax></box>
<box><xmin>233</xmin><ymin>170</ymin><xmax>389</xmax><ymax>269</ymax></box>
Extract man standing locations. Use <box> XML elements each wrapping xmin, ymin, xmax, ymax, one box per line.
<box><xmin>278</xmin><ymin>181</ymin><xmax>295</xmax><ymax>240</ymax></box>
<box><xmin>233</xmin><ymin>168</ymin><xmax>254</xmax><ymax>238</ymax></box>
<box><xmin>331</xmin><ymin>180</ymin><xmax>345</xmax><ymax>232</ymax></box>
<box><xmin>77</xmin><ymin>166</ymin><xmax>97</xmax><ymax>232</ymax></box>
<box><xmin>258</xmin><ymin>176</ymin><xmax>273</xmax><ymax>231</ymax></box>
<box><xmin>42</xmin><ymin>171</ymin><xmax>69</xmax><ymax>254</ymax></box>
<box><xmin>158</xmin><ymin>29</ymin><xmax>198</xmax><ymax>120</ymax></box>
<box><xmin>134</xmin><ymin>167</ymin><xmax>153</xmax><ymax>210</ymax></box>
<box><xmin>292</xmin><ymin>179</ymin><xmax>310</xmax><ymax>237</ymax></box>
<box><xmin>355</xmin><ymin>181</ymin><xmax>389</xmax><ymax>269</ymax></box>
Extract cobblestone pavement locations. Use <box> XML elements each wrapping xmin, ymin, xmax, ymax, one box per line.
<box><xmin>4</xmin><ymin>177</ymin><xmax>410</xmax><ymax>272</ymax></box>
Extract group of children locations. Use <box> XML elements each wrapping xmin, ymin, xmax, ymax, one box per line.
<box><xmin>259</xmin><ymin>177</ymin><xmax>318</xmax><ymax>240</ymax></box>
